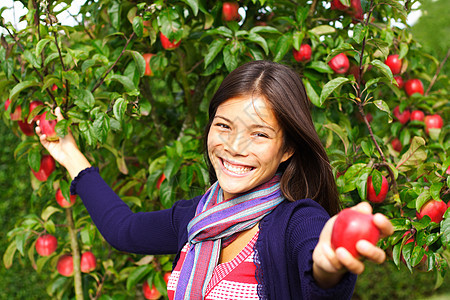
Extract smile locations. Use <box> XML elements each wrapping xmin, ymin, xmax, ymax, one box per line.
<box><xmin>221</xmin><ymin>158</ymin><xmax>254</xmax><ymax>175</ymax></box>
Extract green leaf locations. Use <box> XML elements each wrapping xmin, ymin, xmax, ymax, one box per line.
<box><xmin>93</xmin><ymin>113</ymin><xmax>110</xmax><ymax>144</ymax></box>
<box><xmin>204</xmin><ymin>40</ymin><xmax>225</xmax><ymax>68</ymax></box>
<box><xmin>132</xmin><ymin>16</ymin><xmax>144</xmax><ymax>38</ymax></box>
<box><xmin>370</xmin><ymin>59</ymin><xmax>394</xmax><ymax>83</ymax></box>
<box><xmin>371</xmin><ymin>169</ymin><xmax>383</xmax><ymax>196</ymax></box>
<box><xmin>353</xmin><ymin>23</ymin><xmax>367</xmax><ymax>44</ymax></box>
<box><xmin>441</xmin><ymin>217</ymin><xmax>450</xmax><ymax>246</ymax></box>
<box><xmin>307</xmin><ymin>61</ymin><xmax>333</xmax><ymax>74</ymax></box>
<box><xmin>249</xmin><ymin>26</ymin><xmax>280</xmax><ymax>34</ymax></box>
<box><xmin>309</xmin><ymin>25</ymin><xmax>336</xmax><ymax>36</ymax></box>
<box><xmin>126</xmin><ymin>265</ymin><xmax>152</xmax><ymax>291</ymax></box>
<box><xmin>110</xmin><ymin>74</ymin><xmax>136</xmax><ymax>91</ymax></box>
<box><xmin>319</xmin><ymin>77</ymin><xmax>350</xmax><ymax>106</ymax></box>
<box><xmin>55</xmin><ymin>119</ymin><xmax>70</xmax><ymax>138</ymax></box>
<box><xmin>73</xmin><ymin>89</ymin><xmax>95</xmax><ymax>111</ymax></box>
<box><xmin>182</xmin><ymin>0</ymin><xmax>199</xmax><ymax>16</ymax></box>
<box><xmin>396</xmin><ymin>136</ymin><xmax>427</xmax><ymax>172</ymax></box>
<box><xmin>399</xmin><ymin>42</ymin><xmax>408</xmax><ymax>59</ymax></box>
<box><xmin>373</xmin><ymin>100</ymin><xmax>392</xmax><ymax>122</ymax></box>
<box><xmin>381</xmin><ymin>0</ymin><xmax>407</xmax><ymax>20</ymax></box>
<box><xmin>41</xmin><ymin>206</ymin><xmax>62</xmax><ymax>222</ymax></box>
<box><xmin>430</xmin><ymin>182</ymin><xmax>443</xmax><ymax>202</ymax></box>
<box><xmin>28</xmin><ymin>147</ymin><xmax>41</xmax><ymax>172</ymax></box>
<box><xmin>36</xmin><ymin>38</ymin><xmax>52</xmax><ymax>57</ymax></box>
<box><xmin>9</xmin><ymin>80</ymin><xmax>40</xmax><ymax>101</ymax></box>
<box><xmin>356</xmin><ymin>167</ymin><xmax>371</xmax><ymax>201</ymax></box>
<box><xmin>273</xmin><ymin>33</ymin><xmax>293</xmax><ymax>62</ymax></box>
<box><xmin>292</xmin><ymin>31</ymin><xmax>305</xmax><ymax>51</ymax></box>
<box><xmin>3</xmin><ymin>242</ymin><xmax>17</xmax><ymax>269</ymax></box>
<box><xmin>392</xmin><ymin>242</ymin><xmax>401</xmax><ymax>268</ymax></box>
<box><xmin>205</xmin><ymin>26</ymin><xmax>233</xmax><ymax>38</ymax></box>
<box><xmin>247</xmin><ymin>32</ymin><xmax>269</xmax><ymax>55</ymax></box>
<box><xmin>223</xmin><ymin>45</ymin><xmax>238</xmax><ymax>72</ymax></box>
<box><xmin>415</xmin><ymin>189</ymin><xmax>431</xmax><ymax>212</ymax></box>
<box><xmin>361</xmin><ymin>140</ymin><xmax>374</xmax><ymax>157</ymax></box>
<box><xmin>127</xmin><ymin>50</ymin><xmax>146</xmax><ymax>77</ymax></box>
<box><xmin>303</xmin><ymin>79</ymin><xmax>320</xmax><ymax>107</ymax></box>
<box><xmin>323</xmin><ymin>123</ymin><xmax>350</xmax><ymax>155</ymax></box>
<box><xmin>113</xmin><ymin>98</ymin><xmax>128</xmax><ymax>121</ymax></box>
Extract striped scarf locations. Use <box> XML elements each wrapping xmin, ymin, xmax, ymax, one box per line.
<box><xmin>174</xmin><ymin>174</ymin><xmax>284</xmax><ymax>300</ymax></box>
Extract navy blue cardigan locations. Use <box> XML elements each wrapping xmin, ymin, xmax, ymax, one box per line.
<box><xmin>72</xmin><ymin>167</ymin><xmax>356</xmax><ymax>299</ymax></box>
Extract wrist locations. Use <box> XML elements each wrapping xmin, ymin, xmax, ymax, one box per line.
<box><xmin>63</xmin><ymin>149</ymin><xmax>92</xmax><ymax>179</ymax></box>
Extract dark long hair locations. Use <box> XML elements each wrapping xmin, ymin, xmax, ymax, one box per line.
<box><xmin>204</xmin><ymin>60</ymin><xmax>340</xmax><ymax>216</ymax></box>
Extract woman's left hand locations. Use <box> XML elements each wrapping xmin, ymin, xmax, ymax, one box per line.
<box><xmin>312</xmin><ymin>202</ymin><xmax>393</xmax><ymax>287</ymax></box>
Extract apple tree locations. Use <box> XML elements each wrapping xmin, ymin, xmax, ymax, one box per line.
<box><xmin>1</xmin><ymin>0</ymin><xmax>449</xmax><ymax>298</ymax></box>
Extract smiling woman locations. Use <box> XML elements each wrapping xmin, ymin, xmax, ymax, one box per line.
<box><xmin>36</xmin><ymin>60</ymin><xmax>393</xmax><ymax>299</ymax></box>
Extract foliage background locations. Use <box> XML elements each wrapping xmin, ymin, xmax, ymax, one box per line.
<box><xmin>0</xmin><ymin>0</ymin><xmax>449</xmax><ymax>299</ymax></box>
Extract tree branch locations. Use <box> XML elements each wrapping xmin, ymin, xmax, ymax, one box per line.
<box><xmin>424</xmin><ymin>48</ymin><xmax>450</xmax><ymax>96</ymax></box>
<box><xmin>91</xmin><ymin>32</ymin><xmax>135</xmax><ymax>93</ymax></box>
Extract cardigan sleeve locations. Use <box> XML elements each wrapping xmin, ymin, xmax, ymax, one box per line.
<box><xmin>287</xmin><ymin>202</ymin><xmax>357</xmax><ymax>299</ymax></box>
<box><xmin>71</xmin><ymin>167</ymin><xmax>199</xmax><ymax>255</ymax></box>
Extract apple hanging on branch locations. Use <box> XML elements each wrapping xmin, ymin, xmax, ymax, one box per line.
<box><xmin>31</xmin><ymin>155</ymin><xmax>56</xmax><ymax>182</ymax></box>
<box><xmin>56</xmin><ymin>188</ymin><xmax>77</xmax><ymax>208</ymax></box>
<box><xmin>143</xmin><ymin>280</ymin><xmax>161</xmax><ymax>300</ymax></box>
<box><xmin>367</xmin><ymin>175</ymin><xmax>389</xmax><ymax>203</ymax></box>
<box><xmin>424</xmin><ymin>114</ymin><xmax>443</xmax><ymax>135</ymax></box>
<box><xmin>160</xmin><ymin>32</ymin><xmax>181</xmax><ymax>50</ymax></box>
<box><xmin>293</xmin><ymin>44</ymin><xmax>312</xmax><ymax>62</ymax></box>
<box><xmin>143</xmin><ymin>53</ymin><xmax>155</xmax><ymax>76</ymax></box>
<box><xmin>393</xmin><ymin>106</ymin><xmax>410</xmax><ymax>125</ymax></box>
<box><xmin>57</xmin><ymin>254</ymin><xmax>74</xmax><ymax>277</ymax></box>
<box><xmin>222</xmin><ymin>2</ymin><xmax>240</xmax><ymax>22</ymax></box>
<box><xmin>80</xmin><ymin>251</ymin><xmax>97</xmax><ymax>273</ymax></box>
<box><xmin>404</xmin><ymin>79</ymin><xmax>424</xmax><ymax>97</ymax></box>
<box><xmin>410</xmin><ymin>110</ymin><xmax>425</xmax><ymax>122</ymax></box>
<box><xmin>35</xmin><ymin>234</ymin><xmax>58</xmax><ymax>257</ymax></box>
<box><xmin>385</xmin><ymin>54</ymin><xmax>402</xmax><ymax>75</ymax></box>
<box><xmin>331</xmin><ymin>208</ymin><xmax>381</xmax><ymax>258</ymax></box>
<box><xmin>328</xmin><ymin>53</ymin><xmax>350</xmax><ymax>74</ymax></box>
<box><xmin>416</xmin><ymin>199</ymin><xmax>447</xmax><ymax>223</ymax></box>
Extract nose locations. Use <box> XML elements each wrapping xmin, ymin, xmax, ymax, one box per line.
<box><xmin>223</xmin><ymin>130</ymin><xmax>250</xmax><ymax>156</ymax></box>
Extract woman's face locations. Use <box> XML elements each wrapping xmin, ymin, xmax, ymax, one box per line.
<box><xmin>207</xmin><ymin>95</ymin><xmax>293</xmax><ymax>200</ymax></box>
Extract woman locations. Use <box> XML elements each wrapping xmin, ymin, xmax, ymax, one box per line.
<box><xmin>37</xmin><ymin>60</ymin><xmax>393</xmax><ymax>299</ymax></box>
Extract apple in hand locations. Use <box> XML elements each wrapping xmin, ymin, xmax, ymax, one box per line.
<box><xmin>56</xmin><ymin>188</ymin><xmax>76</xmax><ymax>208</ymax></box>
<box><xmin>222</xmin><ymin>2</ymin><xmax>240</xmax><ymax>21</ymax></box>
<box><xmin>32</xmin><ymin>155</ymin><xmax>56</xmax><ymax>182</ymax></box>
<box><xmin>385</xmin><ymin>54</ymin><xmax>402</xmax><ymax>75</ymax></box>
<box><xmin>143</xmin><ymin>53</ymin><xmax>155</xmax><ymax>76</ymax></box>
<box><xmin>404</xmin><ymin>79</ymin><xmax>424</xmax><ymax>96</ymax></box>
<box><xmin>4</xmin><ymin>98</ymin><xmax>22</xmax><ymax>121</ymax></box>
<box><xmin>143</xmin><ymin>280</ymin><xmax>161</xmax><ymax>300</ymax></box>
<box><xmin>39</xmin><ymin>111</ymin><xmax>58</xmax><ymax>141</ymax></box>
<box><xmin>160</xmin><ymin>32</ymin><xmax>180</xmax><ymax>50</ymax></box>
<box><xmin>394</xmin><ymin>76</ymin><xmax>404</xmax><ymax>88</ymax></box>
<box><xmin>328</xmin><ymin>53</ymin><xmax>350</xmax><ymax>74</ymax></box>
<box><xmin>293</xmin><ymin>44</ymin><xmax>312</xmax><ymax>62</ymax></box>
<box><xmin>57</xmin><ymin>254</ymin><xmax>74</xmax><ymax>277</ymax></box>
<box><xmin>410</xmin><ymin>110</ymin><xmax>425</xmax><ymax>122</ymax></box>
<box><xmin>416</xmin><ymin>199</ymin><xmax>447</xmax><ymax>223</ymax></box>
<box><xmin>367</xmin><ymin>175</ymin><xmax>389</xmax><ymax>203</ymax></box>
<box><xmin>331</xmin><ymin>208</ymin><xmax>381</xmax><ymax>258</ymax></box>
<box><xmin>80</xmin><ymin>251</ymin><xmax>97</xmax><ymax>273</ymax></box>
<box><xmin>424</xmin><ymin>114</ymin><xmax>443</xmax><ymax>135</ymax></box>
<box><xmin>35</xmin><ymin>234</ymin><xmax>58</xmax><ymax>256</ymax></box>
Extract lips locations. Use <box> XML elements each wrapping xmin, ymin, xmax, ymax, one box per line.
<box><xmin>221</xmin><ymin>158</ymin><xmax>254</xmax><ymax>175</ymax></box>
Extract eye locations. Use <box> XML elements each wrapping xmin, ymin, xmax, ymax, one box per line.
<box><xmin>214</xmin><ymin>123</ymin><xmax>230</xmax><ymax>129</ymax></box>
<box><xmin>253</xmin><ymin>132</ymin><xmax>269</xmax><ymax>138</ymax></box>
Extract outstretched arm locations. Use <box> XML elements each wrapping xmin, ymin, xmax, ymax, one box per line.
<box><xmin>312</xmin><ymin>202</ymin><xmax>393</xmax><ymax>289</ymax></box>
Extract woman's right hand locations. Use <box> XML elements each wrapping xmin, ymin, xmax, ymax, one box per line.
<box><xmin>36</xmin><ymin>107</ymin><xmax>91</xmax><ymax>179</ymax></box>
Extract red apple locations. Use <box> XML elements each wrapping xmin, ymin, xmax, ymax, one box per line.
<box><xmin>404</xmin><ymin>79</ymin><xmax>424</xmax><ymax>97</ymax></box>
<box><xmin>156</xmin><ymin>173</ymin><xmax>166</xmax><ymax>189</ymax></box>
<box><xmin>222</xmin><ymin>2</ymin><xmax>240</xmax><ymax>21</ymax></box>
<box><xmin>331</xmin><ymin>208</ymin><xmax>381</xmax><ymax>257</ymax></box>
<box><xmin>393</xmin><ymin>106</ymin><xmax>410</xmax><ymax>124</ymax></box>
<box><xmin>31</xmin><ymin>155</ymin><xmax>56</xmax><ymax>182</ymax></box>
<box><xmin>39</xmin><ymin>111</ymin><xmax>58</xmax><ymax>141</ymax></box>
<box><xmin>29</xmin><ymin>100</ymin><xmax>44</xmax><ymax>122</ymax></box>
<box><xmin>416</xmin><ymin>199</ymin><xmax>447</xmax><ymax>223</ymax></box>
<box><xmin>424</xmin><ymin>114</ymin><xmax>444</xmax><ymax>135</ymax></box>
<box><xmin>367</xmin><ymin>175</ymin><xmax>389</xmax><ymax>203</ymax></box>
<box><xmin>35</xmin><ymin>234</ymin><xmax>58</xmax><ymax>256</ymax></box>
<box><xmin>385</xmin><ymin>54</ymin><xmax>402</xmax><ymax>75</ymax></box>
<box><xmin>56</xmin><ymin>188</ymin><xmax>76</xmax><ymax>208</ymax></box>
<box><xmin>349</xmin><ymin>0</ymin><xmax>364</xmax><ymax>21</ymax></box>
<box><xmin>164</xmin><ymin>272</ymin><xmax>172</xmax><ymax>285</ymax></box>
<box><xmin>446</xmin><ymin>166</ymin><xmax>450</xmax><ymax>176</ymax></box>
<box><xmin>410</xmin><ymin>110</ymin><xmax>425</xmax><ymax>122</ymax></box>
<box><xmin>330</xmin><ymin>0</ymin><xmax>350</xmax><ymax>10</ymax></box>
<box><xmin>51</xmin><ymin>84</ymin><xmax>58</xmax><ymax>91</ymax></box>
<box><xmin>80</xmin><ymin>251</ymin><xmax>97</xmax><ymax>273</ymax></box>
<box><xmin>160</xmin><ymin>32</ymin><xmax>180</xmax><ymax>50</ymax></box>
<box><xmin>18</xmin><ymin>120</ymin><xmax>35</xmax><ymax>136</ymax></box>
<box><xmin>143</xmin><ymin>53</ymin><xmax>155</xmax><ymax>76</ymax></box>
<box><xmin>5</xmin><ymin>98</ymin><xmax>22</xmax><ymax>121</ymax></box>
<box><xmin>394</xmin><ymin>76</ymin><xmax>404</xmax><ymax>88</ymax></box>
<box><xmin>329</xmin><ymin>53</ymin><xmax>349</xmax><ymax>74</ymax></box>
<box><xmin>293</xmin><ymin>44</ymin><xmax>312</xmax><ymax>62</ymax></box>
<box><xmin>391</xmin><ymin>138</ymin><xmax>402</xmax><ymax>152</ymax></box>
<box><xmin>401</xmin><ymin>234</ymin><xmax>427</xmax><ymax>265</ymax></box>
<box><xmin>57</xmin><ymin>254</ymin><xmax>74</xmax><ymax>277</ymax></box>
<box><xmin>143</xmin><ymin>280</ymin><xmax>161</xmax><ymax>300</ymax></box>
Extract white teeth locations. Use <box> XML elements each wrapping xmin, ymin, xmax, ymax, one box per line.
<box><xmin>223</xmin><ymin>160</ymin><xmax>252</xmax><ymax>174</ymax></box>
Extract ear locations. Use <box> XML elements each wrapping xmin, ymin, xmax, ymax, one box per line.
<box><xmin>281</xmin><ymin>147</ymin><xmax>294</xmax><ymax>163</ymax></box>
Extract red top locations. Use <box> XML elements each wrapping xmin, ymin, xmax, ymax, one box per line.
<box><xmin>167</xmin><ymin>231</ymin><xmax>260</xmax><ymax>300</ymax></box>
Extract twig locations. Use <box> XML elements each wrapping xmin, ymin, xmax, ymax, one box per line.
<box><xmin>308</xmin><ymin>0</ymin><xmax>319</xmax><ymax>17</ymax></box>
<box><xmin>424</xmin><ymin>48</ymin><xmax>450</xmax><ymax>96</ymax></box>
<box><xmin>91</xmin><ymin>32</ymin><xmax>135</xmax><ymax>93</ymax></box>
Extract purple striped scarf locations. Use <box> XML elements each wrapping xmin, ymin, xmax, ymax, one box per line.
<box><xmin>174</xmin><ymin>174</ymin><xmax>284</xmax><ymax>300</ymax></box>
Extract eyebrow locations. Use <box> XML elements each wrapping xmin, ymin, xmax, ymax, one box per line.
<box><xmin>213</xmin><ymin>115</ymin><xmax>277</xmax><ymax>134</ymax></box>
